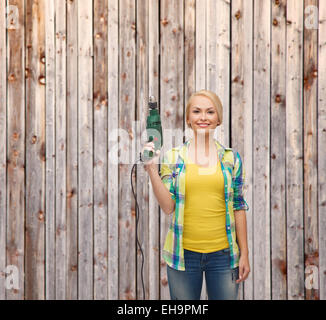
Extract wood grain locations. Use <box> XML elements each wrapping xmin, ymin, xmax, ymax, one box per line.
<box><xmin>160</xmin><ymin>0</ymin><xmax>184</xmax><ymax>300</ymax></box>
<box><xmin>107</xmin><ymin>0</ymin><xmax>119</xmax><ymax>300</ymax></box>
<box><xmin>66</xmin><ymin>0</ymin><xmax>78</xmax><ymax>300</ymax></box>
<box><xmin>6</xmin><ymin>0</ymin><xmax>25</xmax><ymax>300</ymax></box>
<box><xmin>94</xmin><ymin>0</ymin><xmax>108</xmax><ymax>300</ymax></box>
<box><xmin>0</xmin><ymin>0</ymin><xmax>7</xmax><ymax>300</ymax></box>
<box><xmin>118</xmin><ymin>0</ymin><xmax>136</xmax><ymax>300</ymax></box>
<box><xmin>286</xmin><ymin>0</ymin><xmax>304</xmax><ymax>300</ymax></box>
<box><xmin>303</xmin><ymin>0</ymin><xmax>319</xmax><ymax>300</ymax></box>
<box><xmin>78</xmin><ymin>0</ymin><xmax>93</xmax><ymax>300</ymax></box>
<box><xmin>318</xmin><ymin>0</ymin><xmax>326</xmax><ymax>301</ymax></box>
<box><xmin>231</xmin><ymin>0</ymin><xmax>254</xmax><ymax>300</ymax></box>
<box><xmin>270</xmin><ymin>0</ymin><xmax>287</xmax><ymax>300</ymax></box>
<box><xmin>253</xmin><ymin>0</ymin><xmax>271</xmax><ymax>300</ymax></box>
<box><xmin>148</xmin><ymin>0</ymin><xmax>160</xmax><ymax>300</ymax></box>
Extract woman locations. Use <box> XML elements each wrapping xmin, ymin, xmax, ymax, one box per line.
<box><xmin>142</xmin><ymin>90</ymin><xmax>250</xmax><ymax>300</ymax></box>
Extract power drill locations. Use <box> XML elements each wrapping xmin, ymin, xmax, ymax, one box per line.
<box><xmin>143</xmin><ymin>96</ymin><xmax>163</xmax><ymax>162</ymax></box>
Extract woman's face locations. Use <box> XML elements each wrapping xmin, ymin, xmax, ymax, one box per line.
<box><xmin>187</xmin><ymin>95</ymin><xmax>219</xmax><ymax>134</ymax></box>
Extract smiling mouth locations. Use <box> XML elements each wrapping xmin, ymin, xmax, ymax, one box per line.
<box><xmin>197</xmin><ymin>123</ymin><xmax>210</xmax><ymax>127</ymax></box>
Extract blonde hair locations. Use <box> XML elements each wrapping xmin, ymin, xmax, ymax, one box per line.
<box><xmin>186</xmin><ymin>90</ymin><xmax>223</xmax><ymax>128</ymax></box>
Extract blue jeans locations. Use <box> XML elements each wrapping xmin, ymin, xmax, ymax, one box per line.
<box><xmin>167</xmin><ymin>248</ymin><xmax>239</xmax><ymax>300</ymax></box>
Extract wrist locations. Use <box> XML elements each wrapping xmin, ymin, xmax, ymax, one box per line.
<box><xmin>146</xmin><ymin>164</ymin><xmax>158</xmax><ymax>174</ymax></box>
<box><xmin>240</xmin><ymin>249</ymin><xmax>249</xmax><ymax>257</ymax></box>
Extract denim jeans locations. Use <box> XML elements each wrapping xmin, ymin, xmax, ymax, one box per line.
<box><xmin>166</xmin><ymin>248</ymin><xmax>239</xmax><ymax>300</ymax></box>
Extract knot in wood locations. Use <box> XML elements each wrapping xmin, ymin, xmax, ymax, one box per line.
<box><xmin>275</xmin><ymin>94</ymin><xmax>282</xmax><ymax>103</ymax></box>
<box><xmin>8</xmin><ymin>73</ymin><xmax>16</xmax><ymax>82</ymax></box>
<box><xmin>38</xmin><ymin>75</ymin><xmax>46</xmax><ymax>85</ymax></box>
<box><xmin>31</xmin><ymin>135</ymin><xmax>37</xmax><ymax>144</ymax></box>
<box><xmin>161</xmin><ymin>18</ymin><xmax>168</xmax><ymax>26</ymax></box>
<box><xmin>38</xmin><ymin>211</ymin><xmax>44</xmax><ymax>221</ymax></box>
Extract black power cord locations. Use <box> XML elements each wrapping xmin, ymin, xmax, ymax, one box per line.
<box><xmin>131</xmin><ymin>152</ymin><xmax>146</xmax><ymax>300</ymax></box>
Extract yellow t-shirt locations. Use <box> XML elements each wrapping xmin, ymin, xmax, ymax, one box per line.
<box><xmin>183</xmin><ymin>157</ymin><xmax>229</xmax><ymax>253</ymax></box>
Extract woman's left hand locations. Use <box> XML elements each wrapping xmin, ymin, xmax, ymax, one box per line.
<box><xmin>236</xmin><ymin>254</ymin><xmax>250</xmax><ymax>283</ymax></box>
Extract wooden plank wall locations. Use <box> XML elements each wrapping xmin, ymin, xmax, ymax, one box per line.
<box><xmin>253</xmin><ymin>0</ymin><xmax>271</xmax><ymax>299</ymax></box>
<box><xmin>0</xmin><ymin>0</ymin><xmax>7</xmax><ymax>301</ymax></box>
<box><xmin>5</xmin><ymin>0</ymin><xmax>25</xmax><ymax>300</ymax></box>
<box><xmin>0</xmin><ymin>0</ymin><xmax>325</xmax><ymax>300</ymax></box>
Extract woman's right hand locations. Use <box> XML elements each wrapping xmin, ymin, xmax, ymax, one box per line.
<box><xmin>142</xmin><ymin>141</ymin><xmax>161</xmax><ymax>173</ymax></box>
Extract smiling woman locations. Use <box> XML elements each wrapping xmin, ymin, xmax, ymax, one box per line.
<box><xmin>142</xmin><ymin>89</ymin><xmax>250</xmax><ymax>300</ymax></box>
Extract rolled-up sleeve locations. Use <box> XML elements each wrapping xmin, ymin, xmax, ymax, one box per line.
<box><xmin>232</xmin><ymin>151</ymin><xmax>249</xmax><ymax>211</ymax></box>
<box><xmin>159</xmin><ymin>150</ymin><xmax>176</xmax><ymax>202</ymax></box>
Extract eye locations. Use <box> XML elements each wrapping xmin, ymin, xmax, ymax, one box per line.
<box><xmin>208</xmin><ymin>111</ymin><xmax>215</xmax><ymax>114</ymax></box>
<box><xmin>193</xmin><ymin>110</ymin><xmax>199</xmax><ymax>113</ymax></box>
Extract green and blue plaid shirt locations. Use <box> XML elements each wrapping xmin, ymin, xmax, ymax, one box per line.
<box><xmin>159</xmin><ymin>139</ymin><xmax>249</xmax><ymax>271</ymax></box>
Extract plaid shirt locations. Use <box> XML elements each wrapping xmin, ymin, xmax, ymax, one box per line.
<box><xmin>159</xmin><ymin>139</ymin><xmax>249</xmax><ymax>271</ymax></box>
